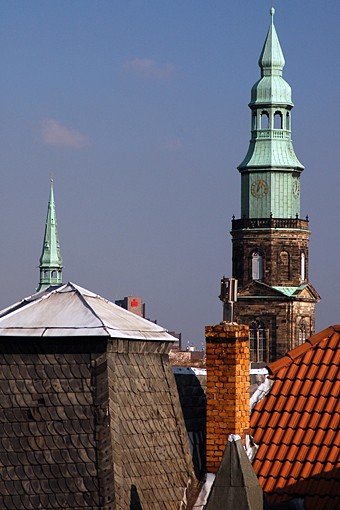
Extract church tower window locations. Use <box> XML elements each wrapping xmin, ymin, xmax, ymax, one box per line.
<box><xmin>286</xmin><ymin>112</ymin><xmax>290</xmax><ymax>130</ymax></box>
<box><xmin>252</xmin><ymin>252</ymin><xmax>263</xmax><ymax>280</ymax></box>
<box><xmin>298</xmin><ymin>318</ymin><xmax>307</xmax><ymax>344</ymax></box>
<box><xmin>301</xmin><ymin>253</ymin><xmax>306</xmax><ymax>281</ymax></box>
<box><xmin>252</xmin><ymin>112</ymin><xmax>257</xmax><ymax>130</ymax></box>
<box><xmin>250</xmin><ymin>320</ymin><xmax>268</xmax><ymax>362</ymax></box>
<box><xmin>260</xmin><ymin>111</ymin><xmax>269</xmax><ymax>129</ymax></box>
<box><xmin>274</xmin><ymin>111</ymin><xmax>283</xmax><ymax>129</ymax></box>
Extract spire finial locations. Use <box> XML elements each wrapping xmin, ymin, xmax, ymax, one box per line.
<box><xmin>270</xmin><ymin>6</ymin><xmax>275</xmax><ymax>19</ymax></box>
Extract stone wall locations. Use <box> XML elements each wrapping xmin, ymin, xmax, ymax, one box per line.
<box><xmin>231</xmin><ymin>226</ymin><xmax>310</xmax><ymax>288</ymax></box>
<box><xmin>234</xmin><ymin>298</ymin><xmax>316</xmax><ymax>361</ymax></box>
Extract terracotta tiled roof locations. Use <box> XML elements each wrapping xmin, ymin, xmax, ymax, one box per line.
<box><xmin>250</xmin><ymin>325</ymin><xmax>340</xmax><ymax>510</ymax></box>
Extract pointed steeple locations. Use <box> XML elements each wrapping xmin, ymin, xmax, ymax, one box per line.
<box><xmin>238</xmin><ymin>8</ymin><xmax>303</xmax><ymax>219</ymax></box>
<box><xmin>37</xmin><ymin>179</ymin><xmax>63</xmax><ymax>291</ymax></box>
<box><xmin>259</xmin><ymin>7</ymin><xmax>285</xmax><ymax>76</ymax></box>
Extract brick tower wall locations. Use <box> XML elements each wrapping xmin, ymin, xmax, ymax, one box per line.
<box><xmin>205</xmin><ymin>323</ymin><xmax>250</xmax><ymax>473</ymax></box>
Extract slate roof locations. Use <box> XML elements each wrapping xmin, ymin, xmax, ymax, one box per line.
<box><xmin>250</xmin><ymin>325</ymin><xmax>340</xmax><ymax>510</ymax></box>
<box><xmin>0</xmin><ymin>282</ymin><xmax>176</xmax><ymax>341</ymax></box>
<box><xmin>0</xmin><ymin>283</ymin><xmax>196</xmax><ymax>508</ymax></box>
<box><xmin>173</xmin><ymin>368</ymin><xmax>207</xmax><ymax>479</ymax></box>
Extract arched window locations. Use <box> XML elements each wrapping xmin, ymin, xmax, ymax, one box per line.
<box><xmin>279</xmin><ymin>251</ymin><xmax>290</xmax><ymax>281</ymax></box>
<box><xmin>252</xmin><ymin>252</ymin><xmax>263</xmax><ymax>280</ymax></box>
<box><xmin>51</xmin><ymin>271</ymin><xmax>57</xmax><ymax>278</ymax></box>
<box><xmin>274</xmin><ymin>111</ymin><xmax>283</xmax><ymax>129</ymax></box>
<box><xmin>44</xmin><ymin>270</ymin><xmax>49</xmax><ymax>278</ymax></box>
<box><xmin>250</xmin><ymin>320</ymin><xmax>268</xmax><ymax>362</ymax></box>
<box><xmin>301</xmin><ymin>253</ymin><xmax>306</xmax><ymax>281</ymax></box>
<box><xmin>286</xmin><ymin>112</ymin><xmax>290</xmax><ymax>130</ymax></box>
<box><xmin>298</xmin><ymin>318</ymin><xmax>307</xmax><ymax>345</ymax></box>
<box><xmin>260</xmin><ymin>111</ymin><xmax>269</xmax><ymax>129</ymax></box>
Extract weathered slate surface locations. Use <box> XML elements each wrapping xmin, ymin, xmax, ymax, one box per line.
<box><xmin>0</xmin><ymin>337</ymin><xmax>196</xmax><ymax>509</ymax></box>
<box><xmin>0</xmin><ymin>338</ymin><xmax>104</xmax><ymax>509</ymax></box>
<box><xmin>173</xmin><ymin>369</ymin><xmax>206</xmax><ymax>480</ymax></box>
<box><xmin>107</xmin><ymin>340</ymin><xmax>196</xmax><ymax>509</ymax></box>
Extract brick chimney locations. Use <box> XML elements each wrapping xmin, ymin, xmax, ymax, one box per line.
<box><xmin>205</xmin><ymin>322</ymin><xmax>250</xmax><ymax>473</ymax></box>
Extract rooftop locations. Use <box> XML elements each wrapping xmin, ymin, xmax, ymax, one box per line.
<box><xmin>250</xmin><ymin>325</ymin><xmax>340</xmax><ymax>510</ymax></box>
<box><xmin>0</xmin><ymin>282</ymin><xmax>177</xmax><ymax>342</ymax></box>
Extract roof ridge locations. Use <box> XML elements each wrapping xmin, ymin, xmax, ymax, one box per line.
<box><xmin>268</xmin><ymin>325</ymin><xmax>338</xmax><ymax>376</ymax></box>
<box><xmin>70</xmin><ymin>283</ymin><xmax>111</xmax><ymax>336</ymax></box>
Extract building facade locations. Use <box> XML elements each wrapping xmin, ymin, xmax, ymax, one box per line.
<box><xmin>231</xmin><ymin>9</ymin><xmax>319</xmax><ymax>362</ymax></box>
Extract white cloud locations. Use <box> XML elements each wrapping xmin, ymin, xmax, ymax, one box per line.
<box><xmin>40</xmin><ymin>119</ymin><xmax>89</xmax><ymax>148</ymax></box>
<box><xmin>123</xmin><ymin>58</ymin><xmax>175</xmax><ymax>79</ymax></box>
<box><xmin>163</xmin><ymin>138</ymin><xmax>183</xmax><ymax>151</ymax></box>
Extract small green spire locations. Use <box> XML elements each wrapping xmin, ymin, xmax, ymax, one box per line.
<box><xmin>37</xmin><ymin>179</ymin><xmax>63</xmax><ymax>291</ymax></box>
<box><xmin>258</xmin><ymin>7</ymin><xmax>285</xmax><ymax>76</ymax></box>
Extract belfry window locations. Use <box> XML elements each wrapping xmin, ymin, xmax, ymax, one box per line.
<box><xmin>274</xmin><ymin>111</ymin><xmax>283</xmax><ymax>129</ymax></box>
<box><xmin>260</xmin><ymin>111</ymin><xmax>269</xmax><ymax>129</ymax></box>
<box><xmin>286</xmin><ymin>112</ymin><xmax>290</xmax><ymax>130</ymax></box>
<box><xmin>250</xmin><ymin>320</ymin><xmax>268</xmax><ymax>362</ymax></box>
<box><xmin>301</xmin><ymin>253</ymin><xmax>306</xmax><ymax>281</ymax></box>
<box><xmin>252</xmin><ymin>252</ymin><xmax>263</xmax><ymax>280</ymax></box>
<box><xmin>252</xmin><ymin>112</ymin><xmax>257</xmax><ymax>130</ymax></box>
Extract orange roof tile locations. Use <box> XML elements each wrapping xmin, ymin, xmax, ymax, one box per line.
<box><xmin>250</xmin><ymin>325</ymin><xmax>340</xmax><ymax>510</ymax></box>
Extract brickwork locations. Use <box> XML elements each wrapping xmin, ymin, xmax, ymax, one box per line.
<box><xmin>205</xmin><ymin>323</ymin><xmax>250</xmax><ymax>473</ymax></box>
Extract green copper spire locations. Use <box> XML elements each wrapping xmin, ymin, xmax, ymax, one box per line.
<box><xmin>238</xmin><ymin>8</ymin><xmax>304</xmax><ymax>219</ymax></box>
<box><xmin>258</xmin><ymin>7</ymin><xmax>285</xmax><ymax>76</ymax></box>
<box><xmin>37</xmin><ymin>179</ymin><xmax>63</xmax><ymax>291</ymax></box>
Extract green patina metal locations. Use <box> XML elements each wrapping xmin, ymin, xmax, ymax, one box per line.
<box><xmin>37</xmin><ymin>179</ymin><xmax>63</xmax><ymax>291</ymax></box>
<box><xmin>272</xmin><ymin>285</ymin><xmax>307</xmax><ymax>297</ymax></box>
<box><xmin>238</xmin><ymin>8</ymin><xmax>303</xmax><ymax>219</ymax></box>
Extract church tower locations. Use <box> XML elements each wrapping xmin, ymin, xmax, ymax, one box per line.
<box><xmin>37</xmin><ymin>179</ymin><xmax>63</xmax><ymax>291</ymax></box>
<box><xmin>231</xmin><ymin>8</ymin><xmax>319</xmax><ymax>362</ymax></box>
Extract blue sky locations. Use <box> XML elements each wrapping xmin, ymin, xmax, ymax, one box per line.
<box><xmin>0</xmin><ymin>1</ymin><xmax>339</xmax><ymax>346</ymax></box>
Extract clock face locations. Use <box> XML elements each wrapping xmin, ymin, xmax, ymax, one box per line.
<box><xmin>251</xmin><ymin>178</ymin><xmax>269</xmax><ymax>198</ymax></box>
<box><xmin>292</xmin><ymin>177</ymin><xmax>300</xmax><ymax>197</ymax></box>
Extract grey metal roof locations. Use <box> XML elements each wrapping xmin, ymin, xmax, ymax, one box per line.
<box><xmin>0</xmin><ymin>282</ymin><xmax>177</xmax><ymax>341</ymax></box>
